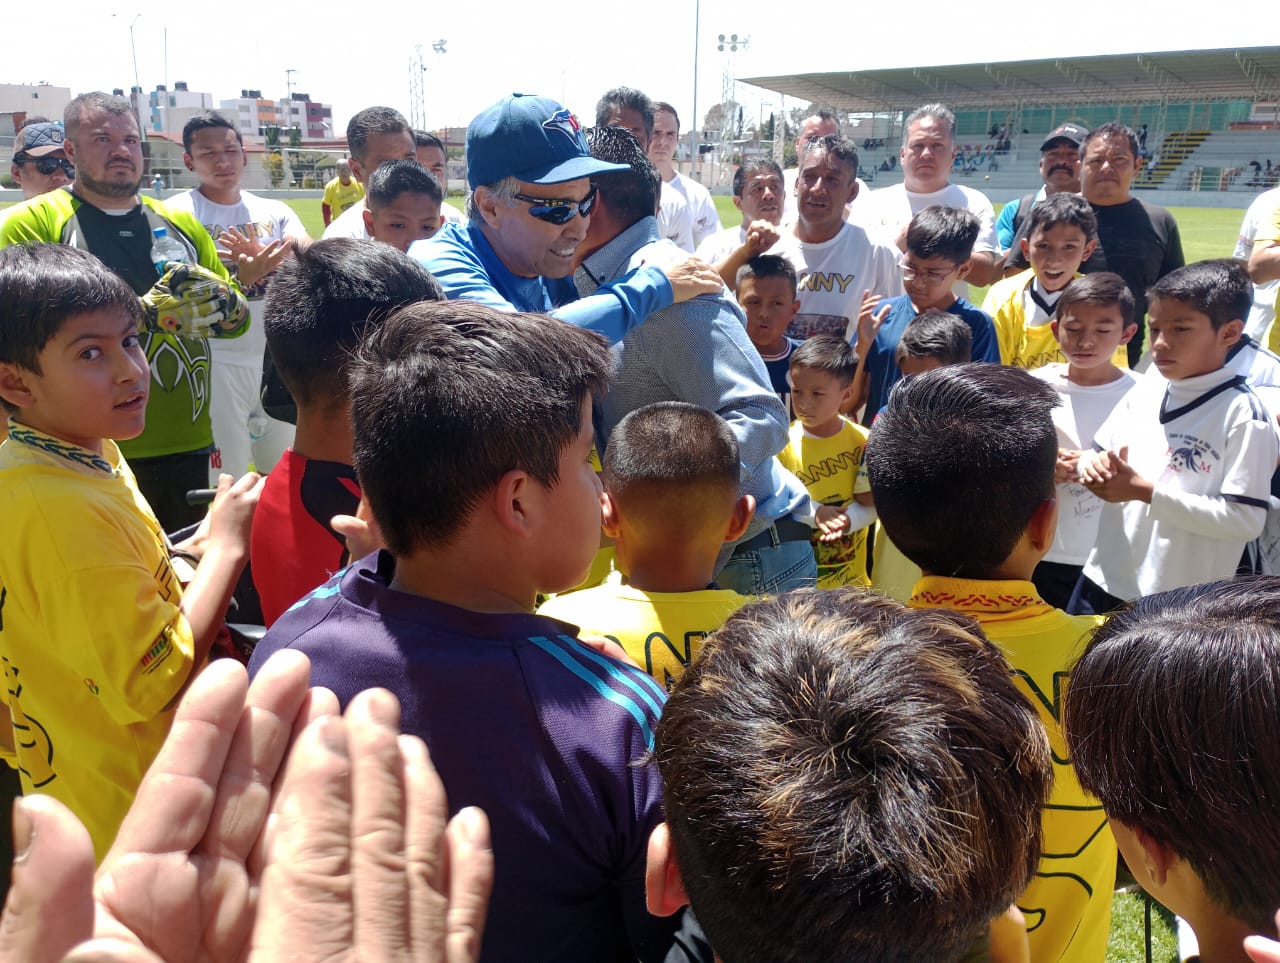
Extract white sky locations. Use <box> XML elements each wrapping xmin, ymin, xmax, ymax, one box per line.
<box><xmin>10</xmin><ymin>1</ymin><xmax>1280</xmax><ymax>139</ymax></box>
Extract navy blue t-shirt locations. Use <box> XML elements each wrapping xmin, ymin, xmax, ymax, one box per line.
<box><xmin>760</xmin><ymin>338</ymin><xmax>798</xmax><ymax>419</ymax></box>
<box><xmin>860</xmin><ymin>295</ymin><xmax>1000</xmax><ymax>426</ymax></box>
<box><xmin>250</xmin><ymin>551</ymin><xmax>674</xmax><ymax>963</ymax></box>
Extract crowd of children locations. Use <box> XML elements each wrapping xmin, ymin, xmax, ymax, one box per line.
<box><xmin>4</xmin><ymin>120</ymin><xmax>1280</xmax><ymax>961</ymax></box>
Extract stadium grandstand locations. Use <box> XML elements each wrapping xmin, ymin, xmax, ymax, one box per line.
<box><xmin>743</xmin><ymin>46</ymin><xmax>1280</xmax><ymax>206</ymax></box>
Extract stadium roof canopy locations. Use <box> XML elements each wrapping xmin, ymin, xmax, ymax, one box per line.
<box><xmin>741</xmin><ymin>47</ymin><xmax>1280</xmax><ymax>113</ymax></box>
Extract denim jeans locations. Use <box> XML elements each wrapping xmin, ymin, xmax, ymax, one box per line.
<box><xmin>717</xmin><ymin>534</ymin><xmax>818</xmax><ymax>597</ymax></box>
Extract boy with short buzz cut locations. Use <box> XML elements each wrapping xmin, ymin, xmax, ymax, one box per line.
<box><xmin>735</xmin><ymin>254</ymin><xmax>800</xmax><ymax>416</ymax></box>
<box><xmin>537</xmin><ymin>401</ymin><xmax>754</xmax><ymax>690</ymax></box>
<box><xmin>779</xmin><ymin>335</ymin><xmax>875</xmax><ymax>586</ymax></box>
<box><xmin>857</xmin><ymin>205</ymin><xmax>1000</xmax><ymax>425</ymax></box>
<box><xmin>1076</xmin><ymin>259</ymin><xmax>1279</xmax><ymax>611</ymax></box>
<box><xmin>252</xmin><ymin>238</ymin><xmax>443</xmax><ymax>626</ymax></box>
<box><xmin>1029</xmin><ymin>273</ymin><xmax>1141</xmax><ymax>608</ymax></box>
<box><xmin>649</xmin><ymin>586</ymin><xmax>1053</xmax><ymax>963</ymax></box>
<box><xmin>0</xmin><ymin>242</ymin><xmax>260</xmax><ymax>861</ymax></box>
<box><xmin>983</xmin><ymin>192</ymin><xmax>1127</xmax><ymax>371</ymax></box>
<box><xmin>248</xmin><ymin>299</ymin><xmax>675</xmax><ymax>963</ymax></box>
<box><xmin>866</xmin><ymin>363</ymin><xmax>1118</xmax><ymax>962</ymax></box>
<box><xmin>1064</xmin><ymin>576</ymin><xmax>1280</xmax><ymax>963</ymax></box>
<box><xmin>362</xmin><ymin>158</ymin><xmax>444</xmax><ymax>253</ymax></box>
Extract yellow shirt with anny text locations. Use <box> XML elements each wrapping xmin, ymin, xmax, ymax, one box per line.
<box><xmin>777</xmin><ymin>417</ymin><xmax>872</xmax><ymax>587</ymax></box>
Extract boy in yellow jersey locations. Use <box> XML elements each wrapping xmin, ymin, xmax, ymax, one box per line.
<box><xmin>984</xmin><ymin>193</ymin><xmax>1125</xmax><ymax>371</ymax></box>
<box><xmin>778</xmin><ymin>336</ymin><xmax>875</xmax><ymax>587</ymax></box>
<box><xmin>0</xmin><ymin>243</ymin><xmax>261</xmax><ymax>861</ymax></box>
<box><xmin>866</xmin><ymin>362</ymin><xmax>1117</xmax><ymax>963</ymax></box>
<box><xmin>538</xmin><ymin>402</ymin><xmax>753</xmax><ymax>690</ymax></box>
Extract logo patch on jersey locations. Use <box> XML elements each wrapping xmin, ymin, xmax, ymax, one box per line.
<box><xmin>140</xmin><ymin>633</ymin><xmax>174</xmax><ymax>674</ymax></box>
<box><xmin>543</xmin><ymin>108</ymin><xmax>584</xmax><ymax>146</ymax></box>
<box><xmin>84</xmin><ymin>678</ymin><xmax>99</xmax><ymax>696</ymax></box>
<box><xmin>1166</xmin><ymin>433</ymin><xmax>1219</xmax><ymax>474</ymax></box>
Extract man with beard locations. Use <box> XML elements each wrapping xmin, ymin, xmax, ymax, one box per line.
<box><xmin>996</xmin><ymin>123</ymin><xmax>1087</xmax><ymax>254</ymax></box>
<box><xmin>0</xmin><ymin>91</ymin><xmax>247</xmax><ymax>530</ymax></box>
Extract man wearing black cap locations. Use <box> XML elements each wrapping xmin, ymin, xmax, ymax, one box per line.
<box><xmin>1006</xmin><ymin>122</ymin><xmax>1183</xmax><ymax>365</ymax></box>
<box><xmin>412</xmin><ymin>93</ymin><xmax>718</xmax><ymax>345</ymax></box>
<box><xmin>996</xmin><ymin>122</ymin><xmax>1087</xmax><ymax>253</ymax></box>
<box><xmin>8</xmin><ymin>120</ymin><xmax>73</xmax><ymax>200</ymax></box>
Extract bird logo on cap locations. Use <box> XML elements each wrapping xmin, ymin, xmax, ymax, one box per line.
<box><xmin>543</xmin><ymin>108</ymin><xmax>583</xmax><ymax>144</ymax></box>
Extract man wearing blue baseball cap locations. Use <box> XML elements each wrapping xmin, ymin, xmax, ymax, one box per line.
<box><xmin>412</xmin><ymin>93</ymin><xmax>719</xmax><ymax>344</ymax></box>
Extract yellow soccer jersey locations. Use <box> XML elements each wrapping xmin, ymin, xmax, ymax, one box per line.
<box><xmin>323</xmin><ymin>177</ymin><xmax>364</xmax><ymax>218</ymax></box>
<box><xmin>537</xmin><ymin>583</ymin><xmax>748</xmax><ymax>691</ymax></box>
<box><xmin>984</xmin><ymin>269</ymin><xmax>1128</xmax><ymax>371</ymax></box>
<box><xmin>777</xmin><ymin>418</ymin><xmax>871</xmax><ymax>588</ymax></box>
<box><xmin>0</xmin><ymin>425</ymin><xmax>195</xmax><ymax>861</ymax></box>
<box><xmin>909</xmin><ymin>576</ymin><xmax>1115</xmax><ymax>963</ymax></box>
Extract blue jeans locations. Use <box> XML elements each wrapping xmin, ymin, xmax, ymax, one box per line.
<box><xmin>717</xmin><ymin>533</ymin><xmax>818</xmax><ymax>597</ymax></box>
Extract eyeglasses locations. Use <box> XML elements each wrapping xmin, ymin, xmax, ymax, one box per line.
<box><xmin>897</xmin><ymin>255</ymin><xmax>957</xmax><ymax>284</ymax></box>
<box><xmin>511</xmin><ymin>185</ymin><xmax>598</xmax><ymax>225</ymax></box>
<box><xmin>17</xmin><ymin>156</ymin><xmax>74</xmax><ymax>177</ymax></box>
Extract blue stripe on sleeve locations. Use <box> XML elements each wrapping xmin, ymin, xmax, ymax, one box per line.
<box><xmin>528</xmin><ymin>636</ymin><xmax>658</xmax><ymax>750</ymax></box>
<box><xmin>552</xmin><ymin>634</ymin><xmax>667</xmax><ymax>716</ymax></box>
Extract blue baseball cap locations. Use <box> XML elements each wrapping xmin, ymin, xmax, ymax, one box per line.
<box><xmin>466</xmin><ymin>93</ymin><xmax>629</xmax><ymax>190</ymax></box>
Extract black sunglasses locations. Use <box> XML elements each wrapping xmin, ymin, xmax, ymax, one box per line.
<box><xmin>18</xmin><ymin>156</ymin><xmax>74</xmax><ymax>177</ymax></box>
<box><xmin>510</xmin><ymin>185</ymin><xmax>597</xmax><ymax>225</ymax></box>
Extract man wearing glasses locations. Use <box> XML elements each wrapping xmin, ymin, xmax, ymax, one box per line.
<box><xmin>8</xmin><ymin>120</ymin><xmax>73</xmax><ymax>200</ymax></box>
<box><xmin>412</xmin><ymin>93</ymin><xmax>719</xmax><ymax>346</ymax></box>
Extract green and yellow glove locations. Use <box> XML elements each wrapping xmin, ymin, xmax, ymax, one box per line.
<box><xmin>140</xmin><ymin>262</ymin><xmax>249</xmax><ymax>339</ymax></box>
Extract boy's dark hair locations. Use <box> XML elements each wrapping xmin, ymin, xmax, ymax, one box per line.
<box><xmin>800</xmin><ymin>133</ymin><xmax>859</xmax><ymax>178</ymax></box>
<box><xmin>0</xmin><ymin>243</ymin><xmax>142</xmax><ymax>381</ymax></box>
<box><xmin>412</xmin><ymin>129</ymin><xmax>444</xmax><ymax>151</ymax></box>
<box><xmin>585</xmin><ymin>126</ymin><xmax>660</xmax><ymax>228</ymax></box>
<box><xmin>732</xmin><ymin>158</ymin><xmax>783</xmax><ymax>197</ymax></box>
<box><xmin>652</xmin><ymin>101</ymin><xmax>680</xmax><ymax>131</ymax></box>
<box><xmin>1056</xmin><ymin>272</ymin><xmax>1135</xmax><ymax>327</ymax></box>
<box><xmin>595</xmin><ymin>86</ymin><xmax>655</xmax><ymax>140</ymax></box>
<box><xmin>789</xmin><ymin>335</ymin><xmax>858</xmax><ymax>385</ymax></box>
<box><xmin>1147</xmin><ymin>259</ymin><xmax>1252</xmax><ymax>331</ymax></box>
<box><xmin>181</xmin><ymin>110</ymin><xmax>241</xmax><ymax>153</ymax></box>
<box><xmin>603</xmin><ymin>402</ymin><xmax>739</xmax><ymax>532</ymax></box>
<box><xmin>262</xmin><ymin>238</ymin><xmax>442</xmax><ymax>411</ymax></box>
<box><xmin>735</xmin><ymin>254</ymin><xmax>796</xmax><ymax>297</ymax></box>
<box><xmin>1080</xmin><ymin>121</ymin><xmax>1139</xmax><ymax>161</ymax></box>
<box><xmin>1063</xmin><ymin>576</ymin><xmax>1280</xmax><ymax>934</ymax></box>
<box><xmin>895</xmin><ymin>310</ymin><xmax>972</xmax><ymax>366</ymax></box>
<box><xmin>346</xmin><ymin>106</ymin><xmax>410</xmax><ymax>165</ymax></box>
<box><xmin>866</xmin><ymin>364</ymin><xmax>1059</xmax><ymax>578</ymax></box>
<box><xmin>655</xmin><ymin>587</ymin><xmax>1051</xmax><ymax>963</ymax></box>
<box><xmin>905</xmin><ymin>206</ymin><xmax>980</xmax><ymax>264</ymax></box>
<box><xmin>1024</xmin><ymin>192</ymin><xmax>1097</xmax><ymax>243</ymax></box>
<box><xmin>365</xmin><ymin>159</ymin><xmax>443</xmax><ymax>210</ymax></box>
<box><xmin>349</xmin><ymin>301</ymin><xmax>615</xmax><ymax>555</ymax></box>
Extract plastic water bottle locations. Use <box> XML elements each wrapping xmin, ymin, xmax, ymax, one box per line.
<box><xmin>150</xmin><ymin>226</ymin><xmax>188</xmax><ymax>276</ymax></box>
